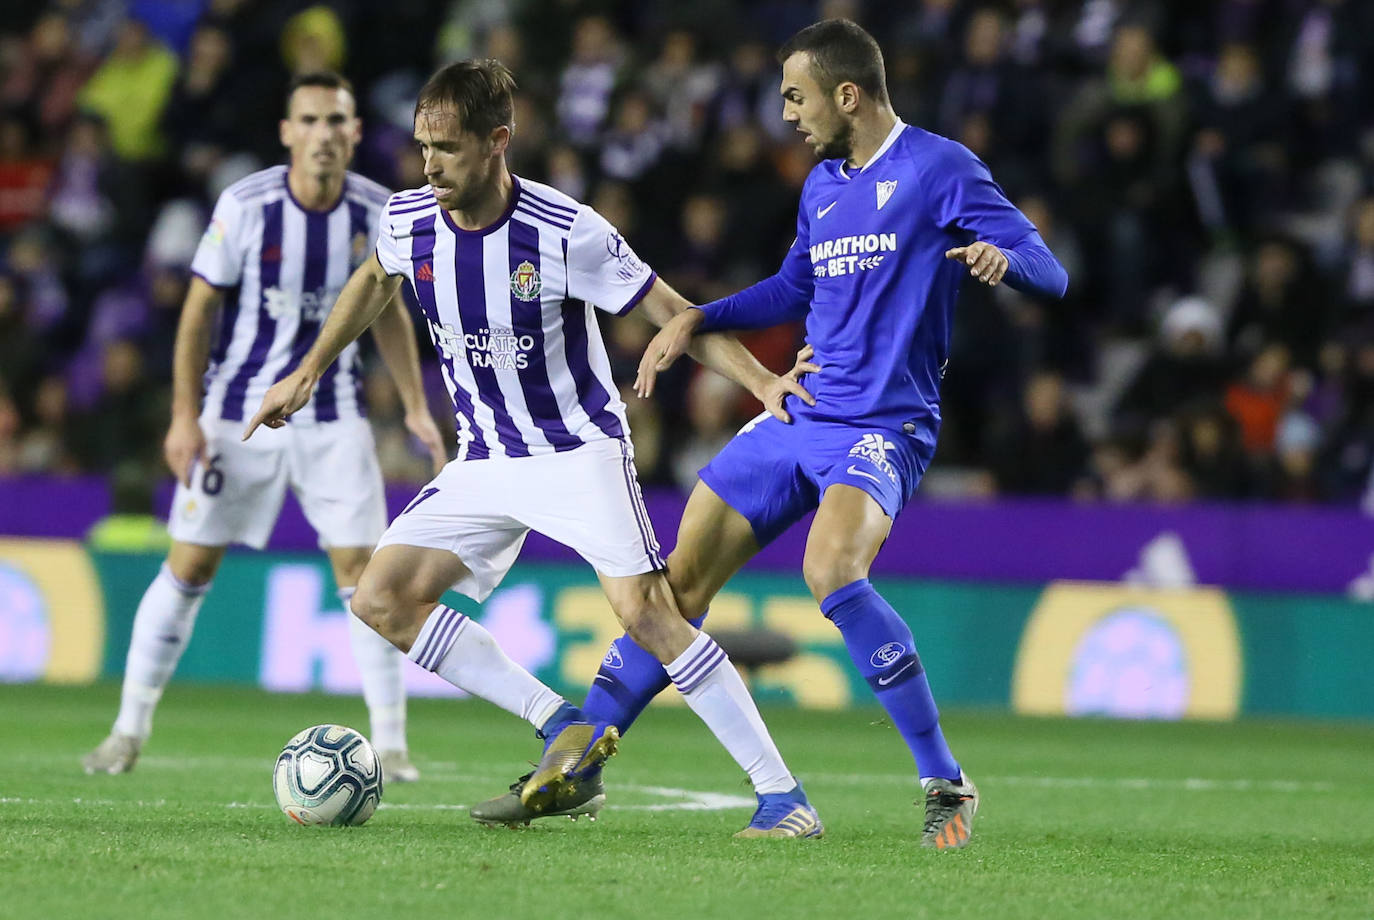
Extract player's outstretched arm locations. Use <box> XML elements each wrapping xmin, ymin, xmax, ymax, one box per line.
<box><xmin>165</xmin><ymin>276</ymin><xmax>224</xmax><ymax>486</ymax></box>
<box><xmin>932</xmin><ymin>143</ymin><xmax>1069</xmax><ymax>299</ymax></box>
<box><xmin>369</xmin><ymin>297</ymin><xmax>447</xmax><ymax>473</ymax></box>
<box><xmin>244</xmin><ymin>254</ymin><xmax>402</xmax><ymax>439</ymax></box>
<box><xmin>635</xmin><ymin>277</ymin><xmax>816</xmax><ymax>423</ymax></box>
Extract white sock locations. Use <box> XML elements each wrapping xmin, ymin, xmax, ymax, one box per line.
<box><xmin>665</xmin><ymin>631</ymin><xmax>795</xmax><ymax>795</ymax></box>
<box><xmin>407</xmin><ymin>605</ymin><xmax>565</xmax><ymax>728</ymax></box>
<box><xmin>113</xmin><ymin>563</ymin><xmax>210</xmax><ymax>740</ymax></box>
<box><xmin>341</xmin><ymin>587</ymin><xmax>408</xmax><ymax>753</ymax></box>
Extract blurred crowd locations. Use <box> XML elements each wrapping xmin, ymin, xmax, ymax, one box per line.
<box><xmin>2</xmin><ymin>0</ymin><xmax>1374</xmax><ymax>507</ymax></box>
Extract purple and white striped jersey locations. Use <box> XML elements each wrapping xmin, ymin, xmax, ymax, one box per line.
<box><xmin>190</xmin><ymin>165</ymin><xmax>391</xmax><ymax>424</ymax></box>
<box><xmin>375</xmin><ymin>176</ymin><xmax>657</xmax><ymax>460</ymax></box>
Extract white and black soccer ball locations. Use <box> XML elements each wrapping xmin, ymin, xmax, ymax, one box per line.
<box><xmin>273</xmin><ymin>724</ymin><xmax>382</xmax><ymax>826</ymax></box>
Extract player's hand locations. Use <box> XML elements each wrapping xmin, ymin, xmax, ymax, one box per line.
<box><xmin>636</xmin><ymin>308</ymin><xmax>704</xmax><ymax>399</ymax></box>
<box><xmin>164</xmin><ymin>413</ymin><xmax>206</xmax><ymax>488</ymax></box>
<box><xmin>406</xmin><ymin>408</ymin><xmax>448</xmax><ymax>475</ymax></box>
<box><xmin>945</xmin><ymin>241</ymin><xmax>1008</xmax><ymax>286</ymax></box>
<box><xmin>756</xmin><ymin>344</ymin><xmax>820</xmax><ymax>424</ymax></box>
<box><xmin>243</xmin><ymin>371</ymin><xmax>315</xmax><ymax>440</ymax></box>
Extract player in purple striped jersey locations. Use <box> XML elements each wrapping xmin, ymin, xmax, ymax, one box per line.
<box><xmin>247</xmin><ymin>60</ymin><xmax>823</xmax><ymax>837</ymax></box>
<box><xmin>83</xmin><ymin>73</ymin><xmax>446</xmax><ymax>782</ymax></box>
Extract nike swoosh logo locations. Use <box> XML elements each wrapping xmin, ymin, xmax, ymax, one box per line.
<box><xmin>594</xmin><ymin>674</ymin><xmax>616</xmax><ymax>684</ymax></box>
<box><xmin>877</xmin><ymin>660</ymin><xmax>916</xmax><ymax>686</ymax></box>
<box><xmin>817</xmin><ymin>201</ymin><xmax>837</xmax><ymax>219</ymax></box>
<box><xmin>846</xmin><ymin>464</ymin><xmax>884</xmax><ymax>485</ymax></box>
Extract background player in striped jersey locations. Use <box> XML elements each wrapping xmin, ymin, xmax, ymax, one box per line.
<box><xmin>83</xmin><ymin>72</ymin><xmax>446</xmax><ymax>781</ymax></box>
<box><xmin>247</xmin><ymin>60</ymin><xmax>826</xmax><ymax>838</ymax></box>
<box><xmin>478</xmin><ymin>19</ymin><xmax>1070</xmax><ymax>848</ymax></box>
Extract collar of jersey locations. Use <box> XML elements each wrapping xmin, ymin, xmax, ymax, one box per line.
<box><xmin>837</xmin><ymin>118</ymin><xmax>906</xmax><ymax>180</ymax></box>
<box><xmin>440</xmin><ymin>175</ymin><xmax>523</xmax><ymax>237</ymax></box>
<box><xmin>282</xmin><ymin>166</ymin><xmax>349</xmax><ymax>215</ymax></box>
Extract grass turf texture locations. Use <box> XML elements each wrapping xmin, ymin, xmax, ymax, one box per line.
<box><xmin>3</xmin><ymin>683</ymin><xmax>1371</xmax><ymax>920</ymax></box>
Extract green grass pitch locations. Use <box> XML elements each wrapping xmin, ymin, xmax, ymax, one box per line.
<box><xmin>3</xmin><ymin>682</ymin><xmax>1371</xmax><ymax>919</ymax></box>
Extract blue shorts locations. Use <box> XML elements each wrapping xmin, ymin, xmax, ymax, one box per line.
<box><xmin>698</xmin><ymin>413</ymin><xmax>934</xmax><ymax>548</ymax></box>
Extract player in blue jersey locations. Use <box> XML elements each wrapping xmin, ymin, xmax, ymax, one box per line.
<box><xmin>475</xmin><ymin>20</ymin><xmax>1068</xmax><ymax>848</ymax></box>
<box><xmin>82</xmin><ymin>73</ymin><xmax>446</xmax><ymax>782</ymax></box>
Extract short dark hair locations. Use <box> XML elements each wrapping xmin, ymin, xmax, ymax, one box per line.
<box><xmin>778</xmin><ymin>19</ymin><xmax>888</xmax><ymax>105</ymax></box>
<box><xmin>415</xmin><ymin>59</ymin><xmax>516</xmax><ymax>137</ymax></box>
<box><xmin>284</xmin><ymin>71</ymin><xmax>355</xmax><ymax>115</ymax></box>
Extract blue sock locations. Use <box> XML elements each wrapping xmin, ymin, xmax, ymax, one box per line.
<box><xmin>537</xmin><ymin>701</ymin><xmax>582</xmax><ymax>743</ymax></box>
<box><xmin>581</xmin><ymin>611</ymin><xmax>708</xmax><ymax>734</ymax></box>
<box><xmin>822</xmin><ymin>580</ymin><xmax>961</xmax><ymax>781</ymax></box>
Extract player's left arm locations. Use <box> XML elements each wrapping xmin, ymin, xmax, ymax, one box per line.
<box><xmin>635</xmin><ymin>278</ymin><xmax>816</xmax><ymax>423</ymax></box>
<box><xmin>568</xmin><ymin>207</ymin><xmax>812</xmax><ymax>421</ymax></box>
<box><xmin>368</xmin><ymin>296</ymin><xmax>447</xmax><ymax>473</ymax></box>
<box><xmin>933</xmin><ymin>144</ymin><xmax>1069</xmax><ymax>298</ymax></box>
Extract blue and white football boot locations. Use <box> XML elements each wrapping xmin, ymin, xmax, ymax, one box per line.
<box><xmin>734</xmin><ymin>782</ymin><xmax>824</xmax><ymax>838</ymax></box>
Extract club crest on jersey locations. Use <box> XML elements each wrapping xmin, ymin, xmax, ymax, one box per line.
<box><xmin>876</xmin><ymin>180</ymin><xmax>897</xmax><ymax>210</ymax></box>
<box><xmin>510</xmin><ymin>260</ymin><xmax>542</xmax><ymax>301</ymax></box>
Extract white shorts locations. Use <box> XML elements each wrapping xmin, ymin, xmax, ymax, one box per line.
<box><xmin>376</xmin><ymin>438</ymin><xmax>663</xmax><ymax>602</ymax></box>
<box><xmin>167</xmin><ymin>415</ymin><xmax>387</xmax><ymax>551</ymax></box>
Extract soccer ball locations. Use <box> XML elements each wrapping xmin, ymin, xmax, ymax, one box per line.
<box><xmin>272</xmin><ymin>724</ymin><xmax>383</xmax><ymax>826</ymax></box>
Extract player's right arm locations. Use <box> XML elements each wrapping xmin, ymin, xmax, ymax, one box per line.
<box><xmin>244</xmin><ymin>254</ymin><xmax>403</xmax><ymax>438</ymax></box>
<box><xmin>164</xmin><ymin>277</ymin><xmax>223</xmax><ymax>487</ymax></box>
<box><xmin>636</xmin><ymin>231</ymin><xmax>815</xmax><ymax>398</ymax></box>
<box><xmin>634</xmin><ymin>278</ymin><xmax>817</xmax><ymax>423</ymax></box>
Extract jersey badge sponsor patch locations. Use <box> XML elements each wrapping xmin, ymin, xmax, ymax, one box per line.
<box><xmin>201</xmin><ymin>219</ymin><xmax>226</xmax><ymax>249</ymax></box>
<box><xmin>607</xmin><ymin>231</ymin><xmax>646</xmax><ymax>281</ymax></box>
<box><xmin>510</xmin><ymin>260</ymin><xmax>542</xmax><ymax>301</ymax></box>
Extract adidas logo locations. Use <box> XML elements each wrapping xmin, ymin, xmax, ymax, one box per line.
<box><xmin>416</xmin><ymin>262</ymin><xmax>434</xmax><ymax>282</ymax></box>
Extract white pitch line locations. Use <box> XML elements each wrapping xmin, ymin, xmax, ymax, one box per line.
<box><xmin>0</xmin><ymin>785</ymin><xmax>756</xmax><ymax>814</ymax></box>
<box><xmin>805</xmin><ymin>772</ymin><xmax>1336</xmax><ymax>793</ymax></box>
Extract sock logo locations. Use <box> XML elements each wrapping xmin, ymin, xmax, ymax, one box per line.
<box><xmin>602</xmin><ymin>645</ymin><xmax>625</xmax><ymax>670</ymax></box>
<box><xmin>870</xmin><ymin>641</ymin><xmax>905</xmax><ymax>669</ymax></box>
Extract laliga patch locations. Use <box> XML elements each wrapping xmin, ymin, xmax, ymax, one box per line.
<box><xmin>202</xmin><ymin>219</ymin><xmax>226</xmax><ymax>249</ymax></box>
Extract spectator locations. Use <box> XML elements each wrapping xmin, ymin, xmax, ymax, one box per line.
<box><xmin>76</xmin><ymin>18</ymin><xmax>179</xmax><ymax>163</ymax></box>
<box><xmin>986</xmin><ymin>370</ymin><xmax>1091</xmax><ymax>495</ymax></box>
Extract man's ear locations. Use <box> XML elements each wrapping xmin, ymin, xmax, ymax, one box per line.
<box><xmin>490</xmin><ymin>124</ymin><xmax>512</xmax><ymax>157</ymax></box>
<box><xmin>835</xmin><ymin>81</ymin><xmax>860</xmax><ymax>114</ymax></box>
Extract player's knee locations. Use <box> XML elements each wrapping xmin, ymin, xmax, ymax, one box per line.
<box><xmin>350</xmin><ymin>578</ymin><xmax>410</xmax><ymax>636</ymax></box>
<box><xmin>612</xmin><ymin>586</ymin><xmax>673</xmax><ymax>649</ymax></box>
<box><xmin>664</xmin><ymin>561</ymin><xmax>708</xmax><ymax>620</ymax></box>
<box><xmin>166</xmin><ymin>552</ymin><xmax>219</xmax><ymax>588</ymax></box>
<box><xmin>802</xmin><ymin>550</ymin><xmax>866</xmax><ymax>604</ymax></box>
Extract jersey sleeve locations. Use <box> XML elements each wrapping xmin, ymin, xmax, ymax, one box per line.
<box><xmin>189</xmin><ymin>191</ymin><xmax>248</xmax><ymax>288</ymax></box>
<box><xmin>374</xmin><ymin>197</ymin><xmax>408</xmax><ymax>277</ymax></box>
<box><xmin>566</xmin><ymin>206</ymin><xmax>657</xmax><ymax>315</ymax></box>
<box><xmin>925</xmin><ymin>141</ymin><xmax>1069</xmax><ymax>299</ymax></box>
<box><xmin>697</xmin><ymin>193</ymin><xmax>814</xmax><ymax>332</ymax></box>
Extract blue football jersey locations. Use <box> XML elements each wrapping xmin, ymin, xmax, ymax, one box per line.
<box><xmin>699</xmin><ymin>120</ymin><xmax>1067</xmax><ymax>449</ymax></box>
